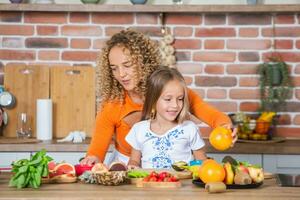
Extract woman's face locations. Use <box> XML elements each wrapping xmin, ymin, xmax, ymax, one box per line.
<box><xmin>108</xmin><ymin>45</ymin><xmax>138</xmax><ymax>92</ymax></box>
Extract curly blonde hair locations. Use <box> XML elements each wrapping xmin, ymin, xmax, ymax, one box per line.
<box><xmin>96</xmin><ymin>29</ymin><xmax>161</xmax><ymax>104</ymax></box>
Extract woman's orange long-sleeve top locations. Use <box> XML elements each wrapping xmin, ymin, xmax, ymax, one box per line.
<box><xmin>87</xmin><ymin>89</ymin><xmax>231</xmax><ymax>162</ymax></box>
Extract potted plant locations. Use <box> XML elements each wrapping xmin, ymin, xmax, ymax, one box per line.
<box><xmin>258</xmin><ymin>56</ymin><xmax>293</xmax><ymax>112</ymax></box>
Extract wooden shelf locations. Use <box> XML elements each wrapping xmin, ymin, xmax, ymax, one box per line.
<box><xmin>0</xmin><ymin>3</ymin><xmax>300</xmax><ymax>13</ymax></box>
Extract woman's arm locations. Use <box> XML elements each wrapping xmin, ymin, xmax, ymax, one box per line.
<box><xmin>85</xmin><ymin>102</ymin><xmax>116</xmax><ymax>163</ymax></box>
<box><xmin>193</xmin><ymin>148</ymin><xmax>207</xmax><ymax>161</ymax></box>
<box><xmin>187</xmin><ymin>89</ymin><xmax>231</xmax><ymax>128</ymax></box>
<box><xmin>128</xmin><ymin>148</ymin><xmax>142</xmax><ymax>168</ymax></box>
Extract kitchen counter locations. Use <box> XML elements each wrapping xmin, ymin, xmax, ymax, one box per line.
<box><xmin>0</xmin><ymin>138</ymin><xmax>299</xmax><ymax>155</ymax></box>
<box><xmin>0</xmin><ymin>173</ymin><xmax>299</xmax><ymax>200</ymax></box>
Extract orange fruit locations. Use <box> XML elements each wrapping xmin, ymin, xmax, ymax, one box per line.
<box><xmin>209</xmin><ymin>126</ymin><xmax>233</xmax><ymax>151</ymax></box>
<box><xmin>199</xmin><ymin>159</ymin><xmax>225</xmax><ymax>183</ymax></box>
<box><xmin>54</xmin><ymin>163</ymin><xmax>75</xmax><ymax>175</ymax></box>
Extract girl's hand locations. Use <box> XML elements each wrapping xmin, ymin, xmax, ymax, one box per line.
<box><xmin>80</xmin><ymin>155</ymin><xmax>99</xmax><ymax>166</ymax></box>
<box><xmin>127</xmin><ymin>165</ymin><xmax>140</xmax><ymax>170</ymax></box>
<box><xmin>222</xmin><ymin>124</ymin><xmax>238</xmax><ymax>147</ymax></box>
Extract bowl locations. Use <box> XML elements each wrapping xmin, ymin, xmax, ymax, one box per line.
<box><xmin>75</xmin><ymin>164</ymin><xmax>93</xmax><ymax>176</ymax></box>
<box><xmin>129</xmin><ymin>0</ymin><xmax>147</xmax><ymax>4</ymax></box>
<box><xmin>93</xmin><ymin>171</ymin><xmax>127</xmax><ymax>186</ymax></box>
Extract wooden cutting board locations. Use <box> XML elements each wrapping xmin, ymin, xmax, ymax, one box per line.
<box><xmin>3</xmin><ymin>64</ymin><xmax>50</xmax><ymax>138</ymax></box>
<box><xmin>50</xmin><ymin>66</ymin><xmax>95</xmax><ymax>138</ymax></box>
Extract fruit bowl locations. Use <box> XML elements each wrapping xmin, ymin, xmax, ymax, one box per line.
<box><xmin>92</xmin><ymin>171</ymin><xmax>127</xmax><ymax>186</ymax></box>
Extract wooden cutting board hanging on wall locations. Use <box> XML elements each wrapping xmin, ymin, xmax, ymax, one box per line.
<box><xmin>50</xmin><ymin>66</ymin><xmax>95</xmax><ymax>138</ymax></box>
<box><xmin>3</xmin><ymin>64</ymin><xmax>50</xmax><ymax>138</ymax></box>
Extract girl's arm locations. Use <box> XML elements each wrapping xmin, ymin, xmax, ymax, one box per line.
<box><xmin>128</xmin><ymin>148</ymin><xmax>142</xmax><ymax>168</ymax></box>
<box><xmin>192</xmin><ymin>148</ymin><xmax>207</xmax><ymax>161</ymax></box>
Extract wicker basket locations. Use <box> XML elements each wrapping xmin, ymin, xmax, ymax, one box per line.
<box><xmin>92</xmin><ymin>171</ymin><xmax>127</xmax><ymax>186</ymax></box>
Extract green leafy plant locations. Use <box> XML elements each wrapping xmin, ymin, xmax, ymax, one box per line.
<box><xmin>9</xmin><ymin>149</ymin><xmax>53</xmax><ymax>189</ymax></box>
<box><xmin>258</xmin><ymin>56</ymin><xmax>293</xmax><ymax>112</ymax></box>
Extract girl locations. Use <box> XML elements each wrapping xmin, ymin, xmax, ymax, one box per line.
<box><xmin>126</xmin><ymin>67</ymin><xmax>207</xmax><ymax>169</ymax></box>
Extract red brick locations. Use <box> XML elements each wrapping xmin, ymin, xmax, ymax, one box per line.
<box><xmin>293</xmin><ymin>76</ymin><xmax>300</xmax><ymax>87</ymax></box>
<box><xmin>132</xmin><ymin>27</ymin><xmax>163</xmax><ymax>37</ymax></box>
<box><xmin>295</xmin><ymin>65</ymin><xmax>300</xmax><ymax>74</ymax></box>
<box><xmin>263</xmin><ymin>52</ymin><xmax>300</xmax><ymax>62</ymax></box>
<box><xmin>195</xmin><ymin>76</ymin><xmax>237</xmax><ymax>87</ymax></box>
<box><xmin>296</xmin><ymin>40</ymin><xmax>300</xmax><ymax>49</ymax></box>
<box><xmin>229</xmin><ymin>89</ymin><xmax>260</xmax><ymax>99</ymax></box>
<box><xmin>174</xmin><ymin>27</ymin><xmax>193</xmax><ymax>37</ymax></box>
<box><xmin>71</xmin><ymin>39</ymin><xmax>91</xmax><ymax>49</ymax></box>
<box><xmin>136</xmin><ymin>13</ymin><xmax>157</xmax><ymax>24</ymax></box>
<box><xmin>207</xmin><ymin>89</ymin><xmax>227</xmax><ymax>99</ymax></box>
<box><xmin>0</xmin><ymin>11</ymin><xmax>21</xmax><ymax>22</ymax></box>
<box><xmin>239</xmin><ymin>77</ymin><xmax>259</xmax><ymax>87</ymax></box>
<box><xmin>70</xmin><ymin>12</ymin><xmax>89</xmax><ymax>23</ymax></box>
<box><xmin>204</xmin><ymin>40</ymin><xmax>224</xmax><ymax>49</ymax></box>
<box><xmin>165</xmin><ymin>13</ymin><xmax>201</xmax><ymax>25</ymax></box>
<box><xmin>275</xmin><ymin>14</ymin><xmax>295</xmax><ymax>24</ymax></box>
<box><xmin>239</xmin><ymin>28</ymin><xmax>259</xmax><ymax>37</ymax></box>
<box><xmin>208</xmin><ymin>101</ymin><xmax>237</xmax><ymax>112</ymax></box>
<box><xmin>173</xmin><ymin>39</ymin><xmax>201</xmax><ymax>49</ymax></box>
<box><xmin>284</xmin><ymin>102</ymin><xmax>300</xmax><ymax>112</ymax></box>
<box><xmin>62</xmin><ymin>51</ymin><xmax>98</xmax><ymax>61</ymax></box>
<box><xmin>193</xmin><ymin>52</ymin><xmax>236</xmax><ymax>62</ymax></box>
<box><xmin>37</xmin><ymin>26</ymin><xmax>58</xmax><ymax>36</ymax></box>
<box><xmin>275</xmin><ymin>128</ymin><xmax>300</xmax><ymax>137</ymax></box>
<box><xmin>276</xmin><ymin>114</ymin><xmax>291</xmax><ymax>125</ymax></box>
<box><xmin>183</xmin><ymin>76</ymin><xmax>193</xmax><ymax>85</ymax></box>
<box><xmin>25</xmin><ymin>12</ymin><xmax>67</xmax><ymax>24</ymax></box>
<box><xmin>0</xmin><ymin>50</ymin><xmax>35</xmax><ymax>60</ymax></box>
<box><xmin>93</xmin><ymin>39</ymin><xmax>106</xmax><ymax>49</ymax></box>
<box><xmin>92</xmin><ymin>13</ymin><xmax>134</xmax><ymax>24</ymax></box>
<box><xmin>240</xmin><ymin>102</ymin><xmax>260</xmax><ymax>112</ymax></box>
<box><xmin>227</xmin><ymin>39</ymin><xmax>271</xmax><ymax>50</ymax></box>
<box><xmin>26</xmin><ymin>38</ymin><xmax>68</xmax><ymax>48</ymax></box>
<box><xmin>294</xmin><ymin>115</ymin><xmax>300</xmax><ymax>125</ymax></box>
<box><xmin>2</xmin><ymin>37</ymin><xmax>23</xmax><ymax>48</ymax></box>
<box><xmin>189</xmin><ymin>88</ymin><xmax>205</xmax><ymax>99</ymax></box>
<box><xmin>274</xmin><ymin>40</ymin><xmax>293</xmax><ymax>49</ymax></box>
<box><xmin>175</xmin><ymin>51</ymin><xmax>191</xmax><ymax>61</ymax></box>
<box><xmin>229</xmin><ymin>14</ymin><xmax>271</xmax><ymax>25</ymax></box>
<box><xmin>195</xmin><ymin>28</ymin><xmax>236</xmax><ymax>37</ymax></box>
<box><xmin>227</xmin><ymin>64</ymin><xmax>258</xmax><ymax>74</ymax></box>
<box><xmin>177</xmin><ymin>63</ymin><xmax>202</xmax><ymax>74</ymax></box>
<box><xmin>204</xmin><ymin>14</ymin><xmax>226</xmax><ymax>25</ymax></box>
<box><xmin>0</xmin><ymin>25</ymin><xmax>34</xmax><ymax>36</ymax></box>
<box><xmin>105</xmin><ymin>27</ymin><xmax>125</xmax><ymax>37</ymax></box>
<box><xmin>239</xmin><ymin>52</ymin><xmax>259</xmax><ymax>62</ymax></box>
<box><xmin>61</xmin><ymin>25</ymin><xmax>102</xmax><ymax>36</ymax></box>
<box><xmin>204</xmin><ymin>64</ymin><xmax>224</xmax><ymax>74</ymax></box>
<box><xmin>262</xmin><ymin>27</ymin><xmax>300</xmax><ymax>37</ymax></box>
<box><xmin>38</xmin><ymin>50</ymin><xmax>60</xmax><ymax>60</ymax></box>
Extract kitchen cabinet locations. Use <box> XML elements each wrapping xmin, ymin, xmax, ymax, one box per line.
<box><xmin>263</xmin><ymin>154</ymin><xmax>300</xmax><ymax>174</ymax></box>
<box><xmin>0</xmin><ymin>152</ymin><xmax>31</xmax><ymax>168</ymax></box>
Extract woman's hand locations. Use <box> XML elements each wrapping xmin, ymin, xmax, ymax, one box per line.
<box><xmin>80</xmin><ymin>155</ymin><xmax>99</xmax><ymax>166</ymax></box>
<box><xmin>222</xmin><ymin>124</ymin><xmax>238</xmax><ymax>146</ymax></box>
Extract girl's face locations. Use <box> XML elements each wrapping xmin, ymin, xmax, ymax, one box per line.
<box><xmin>155</xmin><ymin>80</ymin><xmax>184</xmax><ymax>123</ymax></box>
<box><xmin>108</xmin><ymin>45</ymin><xmax>138</xmax><ymax>92</ymax></box>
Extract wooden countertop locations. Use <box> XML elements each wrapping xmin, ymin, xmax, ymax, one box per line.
<box><xmin>0</xmin><ymin>137</ymin><xmax>299</xmax><ymax>155</ymax></box>
<box><xmin>0</xmin><ymin>4</ymin><xmax>300</xmax><ymax>13</ymax></box>
<box><xmin>0</xmin><ymin>173</ymin><xmax>299</xmax><ymax>200</ymax></box>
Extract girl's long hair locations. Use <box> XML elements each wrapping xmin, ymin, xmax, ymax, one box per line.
<box><xmin>141</xmin><ymin>66</ymin><xmax>190</xmax><ymax>124</ymax></box>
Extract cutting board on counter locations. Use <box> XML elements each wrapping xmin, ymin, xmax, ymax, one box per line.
<box><xmin>3</xmin><ymin>64</ymin><xmax>50</xmax><ymax>138</ymax></box>
<box><xmin>50</xmin><ymin>66</ymin><xmax>95</xmax><ymax>138</ymax></box>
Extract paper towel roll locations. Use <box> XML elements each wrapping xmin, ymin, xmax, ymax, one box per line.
<box><xmin>36</xmin><ymin>99</ymin><xmax>52</xmax><ymax>140</ymax></box>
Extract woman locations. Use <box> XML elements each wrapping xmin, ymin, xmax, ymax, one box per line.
<box><xmin>80</xmin><ymin>29</ymin><xmax>235</xmax><ymax>166</ymax></box>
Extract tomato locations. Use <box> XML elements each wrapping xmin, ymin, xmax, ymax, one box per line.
<box><xmin>209</xmin><ymin>126</ymin><xmax>233</xmax><ymax>151</ymax></box>
<box><xmin>199</xmin><ymin>159</ymin><xmax>225</xmax><ymax>183</ymax></box>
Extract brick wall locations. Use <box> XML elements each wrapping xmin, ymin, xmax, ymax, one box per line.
<box><xmin>0</xmin><ymin>11</ymin><xmax>299</xmax><ymax>137</ymax></box>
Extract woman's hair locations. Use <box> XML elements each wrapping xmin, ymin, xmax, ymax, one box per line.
<box><xmin>141</xmin><ymin>67</ymin><xmax>190</xmax><ymax>124</ymax></box>
<box><xmin>96</xmin><ymin>29</ymin><xmax>161</xmax><ymax>103</ymax></box>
